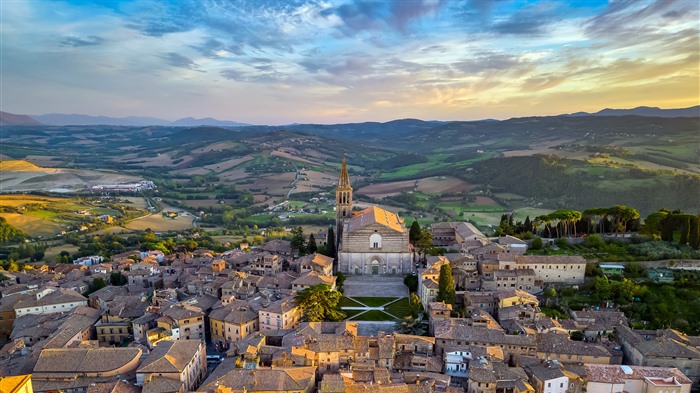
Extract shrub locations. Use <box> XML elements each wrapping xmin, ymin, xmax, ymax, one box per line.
<box><xmin>531</xmin><ymin>237</ymin><xmax>543</xmax><ymax>250</ymax></box>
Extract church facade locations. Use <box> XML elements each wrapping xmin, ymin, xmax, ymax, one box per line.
<box><xmin>335</xmin><ymin>158</ymin><xmax>413</xmax><ymax>275</ymax></box>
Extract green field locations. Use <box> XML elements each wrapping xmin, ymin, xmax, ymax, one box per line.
<box><xmin>349</xmin><ymin>310</ymin><xmax>397</xmax><ymax>321</ymax></box>
<box><xmin>339</xmin><ymin>297</ymin><xmax>364</xmax><ymax>308</ymax></box>
<box><xmin>383</xmin><ymin>297</ymin><xmax>411</xmax><ymax>318</ymax></box>
<box><xmin>350</xmin><ymin>297</ymin><xmax>398</xmax><ymax>307</ymax></box>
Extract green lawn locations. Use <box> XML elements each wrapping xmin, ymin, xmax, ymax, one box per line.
<box><xmin>350</xmin><ymin>297</ymin><xmax>397</xmax><ymax>307</ymax></box>
<box><xmin>383</xmin><ymin>297</ymin><xmax>411</xmax><ymax>318</ymax></box>
<box><xmin>342</xmin><ymin>309</ymin><xmax>364</xmax><ymax>319</ymax></box>
<box><xmin>349</xmin><ymin>310</ymin><xmax>397</xmax><ymax>321</ymax></box>
<box><xmin>339</xmin><ymin>297</ymin><xmax>364</xmax><ymax>308</ymax></box>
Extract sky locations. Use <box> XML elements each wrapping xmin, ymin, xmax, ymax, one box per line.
<box><xmin>1</xmin><ymin>0</ymin><xmax>698</xmax><ymax>125</ymax></box>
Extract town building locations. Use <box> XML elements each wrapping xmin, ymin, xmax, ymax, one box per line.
<box><xmin>136</xmin><ymin>339</ymin><xmax>207</xmax><ymax>392</ymax></box>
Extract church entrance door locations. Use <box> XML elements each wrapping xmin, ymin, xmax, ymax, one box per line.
<box><xmin>354</xmin><ymin>266</ymin><xmax>360</xmax><ymax>275</ymax></box>
<box><xmin>371</xmin><ymin>262</ymin><xmax>379</xmax><ymax>275</ymax></box>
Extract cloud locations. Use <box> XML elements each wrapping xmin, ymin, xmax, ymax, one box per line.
<box><xmin>60</xmin><ymin>35</ymin><xmax>104</xmax><ymax>47</ymax></box>
<box><xmin>158</xmin><ymin>52</ymin><xmax>200</xmax><ymax>70</ymax></box>
<box><xmin>389</xmin><ymin>0</ymin><xmax>446</xmax><ymax>32</ymax></box>
<box><xmin>452</xmin><ymin>52</ymin><xmax>521</xmax><ymax>74</ymax></box>
<box><xmin>584</xmin><ymin>0</ymin><xmax>697</xmax><ymax>39</ymax></box>
<box><xmin>491</xmin><ymin>4</ymin><xmax>559</xmax><ymax>36</ymax></box>
<box><xmin>325</xmin><ymin>0</ymin><xmax>446</xmax><ymax>36</ymax></box>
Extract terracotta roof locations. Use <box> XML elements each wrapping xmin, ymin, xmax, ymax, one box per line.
<box><xmin>583</xmin><ymin>364</ymin><xmax>692</xmax><ymax>384</ymax></box>
<box><xmin>347</xmin><ymin>206</ymin><xmax>406</xmax><ymax>233</ymax></box>
<box><xmin>34</xmin><ymin>347</ymin><xmax>142</xmax><ymax>373</ymax></box>
<box><xmin>292</xmin><ymin>271</ymin><xmax>336</xmax><ymax>287</ymax></box>
<box><xmin>0</xmin><ymin>374</ymin><xmax>31</xmax><ymax>393</ymax></box>
<box><xmin>199</xmin><ymin>365</ymin><xmax>316</xmax><ymax>392</ymax></box>
<box><xmin>537</xmin><ymin>332</ymin><xmax>610</xmax><ymax>357</ymax></box>
<box><xmin>86</xmin><ymin>380</ymin><xmax>141</xmax><ymax>393</ymax></box>
<box><xmin>209</xmin><ymin>301</ymin><xmax>258</xmax><ymax>324</ymax></box>
<box><xmin>137</xmin><ymin>340</ymin><xmax>202</xmax><ymax>374</ymax></box>
<box><xmin>141</xmin><ymin>376</ymin><xmax>184</xmax><ymax>393</ymax></box>
<box><xmin>14</xmin><ymin>288</ymin><xmax>87</xmax><ymax>310</ymax></box>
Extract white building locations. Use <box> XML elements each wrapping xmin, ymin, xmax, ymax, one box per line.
<box><xmin>14</xmin><ymin>287</ymin><xmax>88</xmax><ymax>317</ymax></box>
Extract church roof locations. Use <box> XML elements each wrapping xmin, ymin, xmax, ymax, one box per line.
<box><xmin>347</xmin><ymin>206</ymin><xmax>406</xmax><ymax>233</ymax></box>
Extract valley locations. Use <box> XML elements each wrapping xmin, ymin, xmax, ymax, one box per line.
<box><xmin>0</xmin><ymin>114</ymin><xmax>698</xmax><ymax>238</ymax></box>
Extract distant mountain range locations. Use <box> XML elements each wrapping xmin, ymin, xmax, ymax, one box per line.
<box><xmin>566</xmin><ymin>105</ymin><xmax>700</xmax><ymax>118</ymax></box>
<box><xmin>28</xmin><ymin>113</ymin><xmax>251</xmax><ymax>127</ymax></box>
<box><xmin>0</xmin><ymin>111</ymin><xmax>44</xmax><ymax>126</ymax></box>
<box><xmin>0</xmin><ymin>105</ymin><xmax>697</xmax><ymax>127</ymax></box>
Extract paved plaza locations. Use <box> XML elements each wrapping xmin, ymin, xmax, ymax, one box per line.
<box><xmin>342</xmin><ymin>275</ymin><xmax>409</xmax><ymax>298</ymax></box>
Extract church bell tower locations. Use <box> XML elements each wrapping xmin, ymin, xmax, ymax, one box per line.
<box><xmin>335</xmin><ymin>156</ymin><xmax>353</xmax><ymax>248</ymax></box>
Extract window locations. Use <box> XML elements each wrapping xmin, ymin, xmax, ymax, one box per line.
<box><xmin>370</xmin><ymin>234</ymin><xmax>382</xmax><ymax>248</ymax></box>
<box><xmin>547</xmin><ymin>383</ymin><xmax>551</xmax><ymax>388</ymax></box>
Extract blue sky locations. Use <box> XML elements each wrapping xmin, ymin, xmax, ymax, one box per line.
<box><xmin>1</xmin><ymin>0</ymin><xmax>698</xmax><ymax>124</ymax></box>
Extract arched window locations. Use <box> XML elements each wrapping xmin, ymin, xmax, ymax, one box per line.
<box><xmin>370</xmin><ymin>234</ymin><xmax>382</xmax><ymax>249</ymax></box>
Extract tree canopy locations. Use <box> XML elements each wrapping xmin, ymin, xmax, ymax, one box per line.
<box><xmin>294</xmin><ymin>284</ymin><xmax>345</xmax><ymax>322</ymax></box>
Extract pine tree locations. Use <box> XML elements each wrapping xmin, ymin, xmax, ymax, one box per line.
<box><xmin>437</xmin><ymin>264</ymin><xmax>456</xmax><ymax>305</ymax></box>
<box><xmin>308</xmin><ymin>233</ymin><xmax>318</xmax><ymax>254</ymax></box>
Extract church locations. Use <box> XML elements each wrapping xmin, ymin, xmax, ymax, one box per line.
<box><xmin>335</xmin><ymin>157</ymin><xmax>413</xmax><ymax>275</ymax></box>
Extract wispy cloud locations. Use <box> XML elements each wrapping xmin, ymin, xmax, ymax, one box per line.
<box><xmin>1</xmin><ymin>0</ymin><xmax>697</xmax><ymax>124</ymax></box>
<box><xmin>60</xmin><ymin>35</ymin><xmax>104</xmax><ymax>47</ymax></box>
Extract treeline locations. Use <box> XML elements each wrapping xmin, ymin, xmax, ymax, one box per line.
<box><xmin>0</xmin><ymin>217</ymin><xmax>25</xmax><ymax>243</ymax></box>
<box><xmin>465</xmin><ymin>155</ymin><xmax>700</xmax><ymax>215</ymax></box>
<box><xmin>495</xmin><ymin>205</ymin><xmax>699</xmax><ymax>250</ymax></box>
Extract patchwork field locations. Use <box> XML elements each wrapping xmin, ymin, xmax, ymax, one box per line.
<box><xmin>357</xmin><ymin>180</ymin><xmax>416</xmax><ymax>198</ymax></box>
<box><xmin>0</xmin><ymin>160</ymin><xmax>142</xmax><ymax>192</ymax></box>
<box><xmin>124</xmin><ymin>213</ymin><xmax>194</xmax><ymax>231</ymax></box>
<box><xmin>0</xmin><ymin>212</ymin><xmax>64</xmax><ymax>237</ymax></box>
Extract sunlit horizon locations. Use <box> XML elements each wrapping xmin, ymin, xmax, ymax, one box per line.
<box><xmin>2</xmin><ymin>0</ymin><xmax>698</xmax><ymax>125</ymax></box>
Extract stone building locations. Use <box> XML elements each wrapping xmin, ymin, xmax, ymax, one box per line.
<box><xmin>336</xmin><ymin>158</ymin><xmax>412</xmax><ymax>275</ymax></box>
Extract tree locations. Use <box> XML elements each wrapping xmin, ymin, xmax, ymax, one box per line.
<box><xmin>594</xmin><ymin>276</ymin><xmax>612</xmax><ymax>301</ymax></box>
<box><xmin>291</xmin><ymin>226</ymin><xmax>306</xmax><ymax>255</ymax></box>
<box><xmin>570</xmin><ymin>331</ymin><xmax>584</xmax><ymax>341</ymax></box>
<box><xmin>397</xmin><ymin>315</ymin><xmax>426</xmax><ymax>335</ymax></box>
<box><xmin>88</xmin><ymin>277</ymin><xmax>106</xmax><ymax>294</ymax></box>
<box><xmin>610</xmin><ymin>205</ymin><xmax>639</xmax><ymax>233</ymax></box>
<box><xmin>294</xmin><ymin>284</ymin><xmax>345</xmax><ymax>322</ymax></box>
<box><xmin>531</xmin><ymin>237</ymin><xmax>543</xmax><ymax>250</ymax></box>
<box><xmin>110</xmin><ymin>271</ymin><xmax>128</xmax><ymax>286</ymax></box>
<box><xmin>307</xmin><ymin>233</ymin><xmax>318</xmax><ymax>254</ymax></box>
<box><xmin>690</xmin><ymin>215</ymin><xmax>700</xmax><ymax>250</ymax></box>
<box><xmin>679</xmin><ymin>216</ymin><xmax>691</xmax><ymax>245</ymax></box>
<box><xmin>409</xmin><ymin>293</ymin><xmax>423</xmax><ymax>318</ymax></box>
<box><xmin>325</xmin><ymin>227</ymin><xmax>336</xmax><ymax>258</ymax></box>
<box><xmin>409</xmin><ymin>221</ymin><xmax>421</xmax><ymax>246</ymax></box>
<box><xmin>416</xmin><ymin>228</ymin><xmax>434</xmax><ymax>259</ymax></box>
<box><xmin>543</xmin><ymin>286</ymin><xmax>557</xmax><ymax>306</ymax></box>
<box><xmin>185</xmin><ymin>240</ymin><xmax>198</xmax><ymax>251</ymax></box>
<box><xmin>437</xmin><ymin>264</ymin><xmax>456</xmax><ymax>305</ymax></box>
<box><xmin>335</xmin><ymin>271</ymin><xmax>346</xmax><ymax>293</ymax></box>
<box><xmin>404</xmin><ymin>274</ymin><xmax>418</xmax><ymax>293</ymax></box>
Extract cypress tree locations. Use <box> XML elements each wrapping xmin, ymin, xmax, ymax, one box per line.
<box><xmin>409</xmin><ymin>221</ymin><xmax>421</xmax><ymax>245</ymax></box>
<box><xmin>679</xmin><ymin>216</ymin><xmax>690</xmax><ymax>245</ymax></box>
<box><xmin>437</xmin><ymin>264</ymin><xmax>456</xmax><ymax>305</ymax></box>
<box><xmin>326</xmin><ymin>227</ymin><xmax>336</xmax><ymax>258</ymax></box>
<box><xmin>690</xmin><ymin>216</ymin><xmax>700</xmax><ymax>250</ymax></box>
<box><xmin>308</xmin><ymin>233</ymin><xmax>318</xmax><ymax>254</ymax></box>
